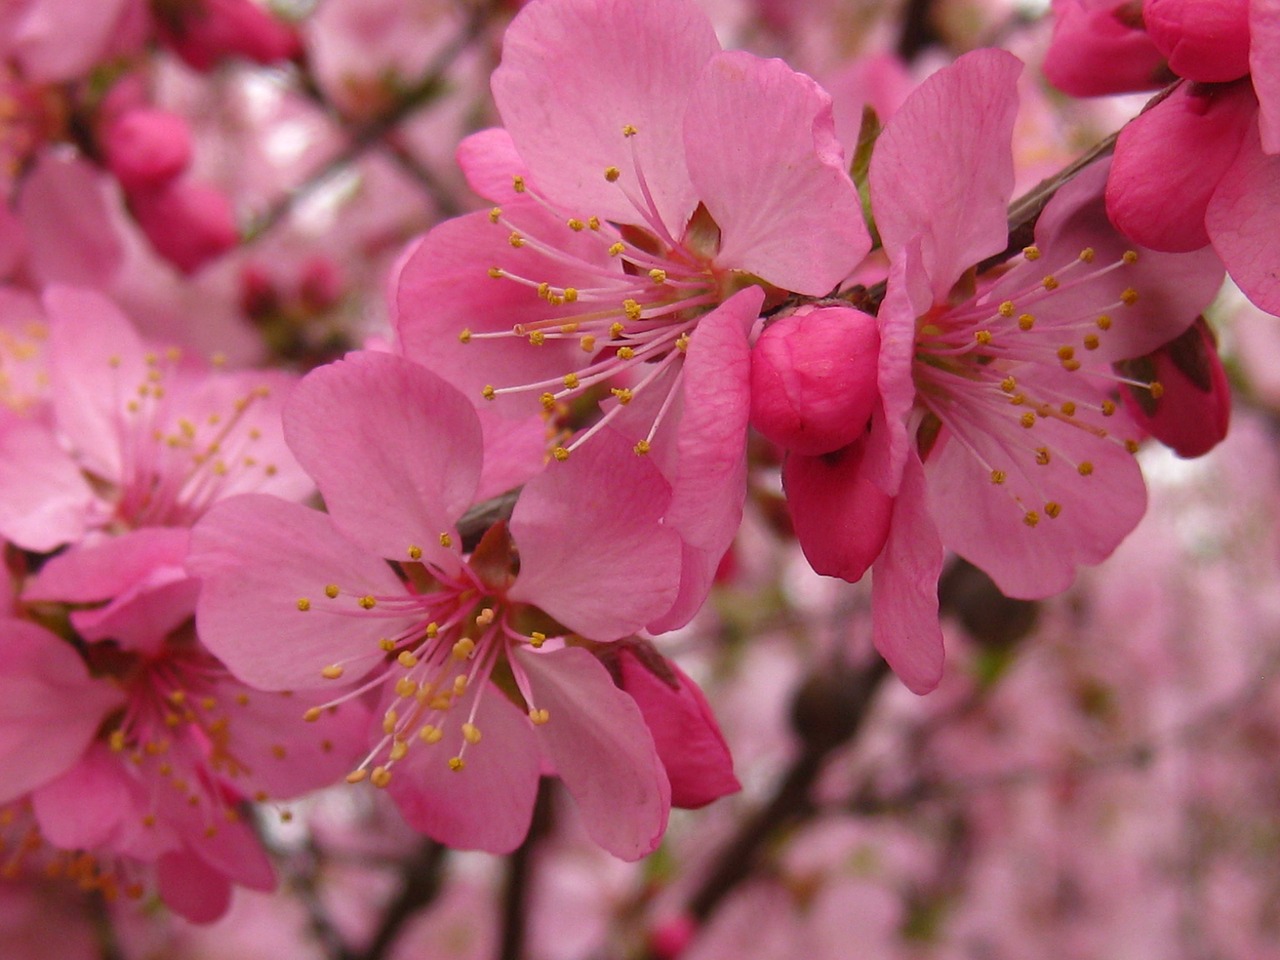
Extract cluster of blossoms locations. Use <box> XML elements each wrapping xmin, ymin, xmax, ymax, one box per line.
<box><xmin>0</xmin><ymin>0</ymin><xmax>1274</xmax><ymax>952</ymax></box>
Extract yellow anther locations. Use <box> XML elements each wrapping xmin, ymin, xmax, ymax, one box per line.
<box><xmin>529</xmin><ymin>708</ymin><xmax>550</xmax><ymax>725</ymax></box>
<box><xmin>429</xmin><ymin>695</ymin><xmax>453</xmax><ymax>711</ymax></box>
<box><xmin>990</xmin><ymin>469</ymin><xmax>1007</xmax><ymax>485</ymax></box>
<box><xmin>440</xmin><ymin>532</ymin><xmax>453</xmax><ymax>549</ymax></box>
<box><xmin>608</xmin><ymin>241</ymin><xmax>625</xmax><ymax>256</ymax></box>
<box><xmin>297</xmin><ymin>598</ymin><xmax>311</xmax><ymax>612</ymax></box>
<box><xmin>303</xmin><ymin>708</ymin><xmax>322</xmax><ymax>723</ymax></box>
<box><xmin>622</xmin><ymin>124</ymin><xmax>638</xmax><ymax>137</ymax></box>
<box><xmin>1125</xmin><ymin>438</ymin><xmax>1141</xmax><ymax>453</ymax></box>
<box><xmin>1018</xmin><ymin>313</ymin><xmax>1035</xmax><ymax>331</ymax></box>
<box><xmin>563</xmin><ymin>372</ymin><xmax>580</xmax><ymax>389</ymax></box>
<box><xmin>564</xmin><ymin>287</ymin><xmax>579</xmax><ymax>302</ymax></box>
<box><xmin>547</xmin><ymin>295</ymin><xmax>564</xmax><ymax>307</ymax></box>
<box><xmin>323</xmin><ymin>584</ymin><xmax>339</xmax><ymax>599</ymax></box>
<box><xmin>448</xmin><ymin>757</ymin><xmax>466</xmax><ymax>771</ymax></box>
<box><xmin>580</xmin><ymin>335</ymin><xmax>597</xmax><ymax>352</ymax></box>
<box><xmin>1096</xmin><ymin>314</ymin><xmax>1112</xmax><ymax>330</ymax></box>
<box><xmin>1149</xmin><ymin>381</ymin><xmax>1164</xmax><ymax>399</ymax></box>
<box><xmin>1062</xmin><ymin>359</ymin><xmax>1081</xmax><ymax>372</ymax></box>
<box><xmin>482</xmin><ymin>385</ymin><xmax>497</xmax><ymax>401</ymax></box>
<box><xmin>537</xmin><ymin>282</ymin><xmax>551</xmax><ymax>300</ymax></box>
<box><xmin>1042</xmin><ymin>275</ymin><xmax>1060</xmax><ymax>291</ymax></box>
<box><xmin>1083</xmin><ymin>334</ymin><xmax>1100</xmax><ymax>350</ymax></box>
<box><xmin>321</xmin><ymin>665</ymin><xmax>345</xmax><ymax>680</ymax></box>
<box><xmin>567</xmin><ymin>218</ymin><xmax>585</xmax><ymax>231</ymax></box>
<box><xmin>109</xmin><ymin>730</ymin><xmax>126</xmax><ymax>752</ymax></box>
<box><xmin>1057</xmin><ymin>346</ymin><xmax>1075</xmax><ymax>361</ymax></box>
<box><xmin>420</xmin><ymin>725</ymin><xmax>443</xmax><ymax>743</ymax></box>
<box><xmin>462</xmin><ymin>723</ymin><xmax>483</xmax><ymax>745</ymax></box>
<box><xmin>1101</xmin><ymin>400</ymin><xmax>1116</xmax><ymax>417</ymax></box>
<box><xmin>512</xmin><ymin>175</ymin><xmax>526</xmax><ymax>193</ymax></box>
<box><xmin>382</xmin><ymin>711</ymin><xmax>398</xmax><ymax>735</ymax></box>
<box><xmin>426</xmin><ymin>623</ymin><xmax>439</xmax><ymax>638</ymax></box>
<box><xmin>488</xmin><ymin>267</ymin><xmax>504</xmax><ymax>279</ymax></box>
<box><xmin>540</xmin><ymin>392</ymin><xmax>556</xmax><ymax>410</ymax></box>
<box><xmin>974</xmin><ymin>330</ymin><xmax>993</xmax><ymax>345</ymax></box>
<box><xmin>553</xmin><ymin>446</ymin><xmax>570</xmax><ymax>461</ymax></box>
<box><xmin>675</xmin><ymin>333</ymin><xmax>690</xmax><ymax>352</ymax></box>
<box><xmin>649</xmin><ymin>268</ymin><xmax>668</xmax><ymax>283</ymax></box>
<box><xmin>508</xmin><ymin>232</ymin><xmax>526</xmax><ymax>248</ymax></box>
<box><xmin>1060</xmin><ymin>401</ymin><xmax>1077</xmax><ymax>416</ymax></box>
<box><xmin>1078</xmin><ymin>461</ymin><xmax>1094</xmax><ymax>476</ymax></box>
<box><xmin>1045</xmin><ymin>501</ymin><xmax>1062</xmax><ymax>519</ymax></box>
<box><xmin>617</xmin><ymin>346</ymin><xmax>636</xmax><ymax>360</ymax></box>
<box><xmin>389</xmin><ymin>741</ymin><xmax>409</xmax><ymax>762</ymax></box>
<box><xmin>998</xmin><ymin>300</ymin><xmax>1014</xmax><ymax>317</ymax></box>
<box><xmin>489</xmin><ymin>207</ymin><xmax>502</xmax><ymax>223</ymax></box>
<box><xmin>611</xmin><ymin>387</ymin><xmax>633</xmax><ymax>405</ymax></box>
<box><xmin>1122</xmin><ymin>250</ymin><xmax>1139</xmax><ymax>264</ymax></box>
<box><xmin>609</xmin><ymin>322</ymin><xmax>626</xmax><ymax>337</ymax></box>
<box><xmin>453</xmin><ymin>676</ymin><xmax>468</xmax><ymax>695</ymax></box>
<box><xmin>453</xmin><ymin>638</ymin><xmax>476</xmax><ymax>660</ymax></box>
<box><xmin>346</xmin><ymin>769</ymin><xmax>368</xmax><ymax>784</ymax></box>
<box><xmin>1020</xmin><ymin>412</ymin><xmax>1036</xmax><ymax>429</ymax></box>
<box><xmin>623</xmin><ymin>299</ymin><xmax>643</xmax><ymax>320</ymax></box>
<box><xmin>530</xmin><ymin>631</ymin><xmax>546</xmax><ymax>648</ymax></box>
<box><xmin>475</xmin><ymin>608</ymin><xmax>495</xmax><ymax>626</ymax></box>
<box><xmin>1079</xmin><ymin>247</ymin><xmax>1096</xmax><ymax>263</ymax></box>
<box><xmin>604</xmin><ymin>167</ymin><xmax>621</xmax><ymax>182</ymax></box>
<box><xmin>1023</xmin><ymin>511</ymin><xmax>1041</xmax><ymax>527</ymax></box>
<box><xmin>358</xmin><ymin>595</ymin><xmax>377</xmax><ymax>610</ymax></box>
<box><xmin>395</xmin><ymin>677</ymin><xmax>418</xmax><ymax>698</ymax></box>
<box><xmin>634</xmin><ymin>439</ymin><xmax>651</xmax><ymax>455</ymax></box>
<box><xmin>1120</xmin><ymin>287</ymin><xmax>1139</xmax><ymax>305</ymax></box>
<box><xmin>398</xmin><ymin>650</ymin><xmax>419</xmax><ymax>668</ymax></box>
<box><xmin>408</xmin><ymin>545</ymin><xmax>423</xmax><ymax>560</ymax></box>
<box><xmin>371</xmin><ymin>767</ymin><xmax>392</xmax><ymax>788</ymax></box>
<box><xmin>1000</xmin><ymin>376</ymin><xmax>1017</xmax><ymax>393</ymax></box>
<box><xmin>1023</xmin><ymin>245</ymin><xmax>1041</xmax><ymax>261</ymax></box>
<box><xmin>379</xmin><ymin>638</ymin><xmax>397</xmax><ymax>652</ymax></box>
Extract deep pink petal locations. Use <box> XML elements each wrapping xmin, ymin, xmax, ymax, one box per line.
<box><xmin>508</xmin><ymin>429</ymin><xmax>682</xmax><ymax>640</ymax></box>
<box><xmin>512</xmin><ymin>645</ymin><xmax>670</xmax><ymax>860</ymax></box>
<box><xmin>1107</xmin><ymin>80</ymin><xmax>1255</xmax><ymax>252</ymax></box>
<box><xmin>1144</xmin><ymin>0</ymin><xmax>1250</xmax><ymax>83</ymax></box>
<box><xmin>285</xmin><ymin>351</ymin><xmax>481</xmax><ymax>570</ymax></box>
<box><xmin>0</xmin><ymin>422</ymin><xmax>95</xmax><ymax>551</ymax></box>
<box><xmin>870</xmin><ymin>454</ymin><xmax>945</xmax><ymax>694</ymax></box>
<box><xmin>685</xmin><ymin>51</ymin><xmax>869</xmax><ymax>294</ymax></box>
<box><xmin>156</xmin><ymin>850</ymin><xmax>234</xmax><ymax>923</ymax></box>
<box><xmin>388</xmin><ymin>681</ymin><xmax>541</xmax><ymax>854</ymax></box>
<box><xmin>0</xmin><ymin>621</ymin><xmax>124</xmax><ymax>803</ymax></box>
<box><xmin>490</xmin><ymin>0</ymin><xmax>720</xmax><ymax>232</ymax></box>
<box><xmin>189</xmin><ymin>494</ymin><xmax>417</xmax><ymax>690</ymax></box>
<box><xmin>870</xmin><ymin>49</ymin><xmax>1021</xmax><ymax>297</ymax></box>
<box><xmin>1042</xmin><ymin>0</ymin><xmax>1168</xmax><ymax>96</ymax></box>
<box><xmin>1206</xmin><ymin>125</ymin><xmax>1280</xmax><ymax>313</ymax></box>
<box><xmin>1253</xmin><ymin>0</ymin><xmax>1280</xmax><ymax>153</ymax></box>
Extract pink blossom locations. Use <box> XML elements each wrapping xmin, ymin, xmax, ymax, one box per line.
<box><xmin>0</xmin><ymin>286</ymin><xmax>311</xmax><ymax>552</ymax></box>
<box><xmin>153</xmin><ymin>0</ymin><xmax>301</xmax><ymax>72</ymax></box>
<box><xmin>190</xmin><ymin>351</ymin><xmax>682</xmax><ymax>858</ymax></box>
<box><xmin>787</xmin><ymin>50</ymin><xmax>1224</xmax><ymax>692</ymax></box>
<box><xmin>395</xmin><ymin>0</ymin><xmax>870</xmax><ymax>628</ymax></box>
<box><xmin>1042</xmin><ymin>0</ymin><xmax>1170</xmax><ymax>96</ymax></box>
<box><xmin>127</xmin><ymin>178</ymin><xmax>239</xmax><ymax>275</ymax></box>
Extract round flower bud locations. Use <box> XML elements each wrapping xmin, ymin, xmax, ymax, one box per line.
<box><xmin>749</xmin><ymin>305</ymin><xmax>880</xmax><ymax>456</ymax></box>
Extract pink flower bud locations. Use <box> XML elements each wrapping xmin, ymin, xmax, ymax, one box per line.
<box><xmin>128</xmin><ymin>179</ymin><xmax>238</xmax><ymax>274</ymax></box>
<box><xmin>156</xmin><ymin>0</ymin><xmax>301</xmax><ymax>72</ymax></box>
<box><xmin>648</xmin><ymin>914</ymin><xmax>697</xmax><ymax>959</ymax></box>
<box><xmin>613</xmin><ymin>644</ymin><xmax>740</xmax><ymax>810</ymax></box>
<box><xmin>750</xmin><ymin>305</ymin><xmax>880</xmax><ymax>456</ymax></box>
<box><xmin>101</xmin><ymin>107</ymin><xmax>192</xmax><ymax>191</ymax></box>
<box><xmin>1119</xmin><ymin>316</ymin><xmax>1230</xmax><ymax>458</ymax></box>
<box><xmin>1143</xmin><ymin>0</ymin><xmax>1251</xmax><ymax>83</ymax></box>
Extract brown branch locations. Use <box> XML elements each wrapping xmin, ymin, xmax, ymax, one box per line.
<box><xmin>358</xmin><ymin>840</ymin><xmax>449</xmax><ymax>960</ymax></box>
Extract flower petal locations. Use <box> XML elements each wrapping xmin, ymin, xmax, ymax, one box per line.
<box><xmin>1206</xmin><ymin>124</ymin><xmax>1280</xmax><ymax>314</ymax></box>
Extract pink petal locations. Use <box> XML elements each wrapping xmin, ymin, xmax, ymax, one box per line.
<box><xmin>1206</xmin><ymin>124</ymin><xmax>1280</xmax><ymax>314</ymax></box>
<box><xmin>685</xmin><ymin>51</ymin><xmax>869</xmax><ymax>294</ymax></box>
<box><xmin>0</xmin><ymin>422</ymin><xmax>95</xmax><ymax>551</ymax></box>
<box><xmin>156</xmin><ymin>850</ymin><xmax>234</xmax><ymax>923</ymax></box>
<box><xmin>490</xmin><ymin>0</ymin><xmax>720</xmax><ymax>233</ymax></box>
<box><xmin>456</xmin><ymin>127</ymin><xmax>531</xmax><ymax>203</ymax></box>
<box><xmin>0</xmin><ymin>621</ymin><xmax>124</xmax><ymax>803</ymax></box>
<box><xmin>189</xmin><ymin>494</ymin><xmax>417</xmax><ymax>690</ymax></box>
<box><xmin>474</xmin><ymin>407</ymin><xmax>550</xmax><ymax>503</ymax></box>
<box><xmin>26</xmin><ymin>527</ymin><xmax>190</xmax><ymax>602</ymax></box>
<box><xmin>285</xmin><ymin>351</ymin><xmax>481</xmax><ymax>570</ymax></box>
<box><xmin>870</xmin><ymin>49</ymin><xmax>1022</xmax><ymax>297</ymax></box>
<box><xmin>388</xmin><ymin>681</ymin><xmax>541</xmax><ymax>854</ymax></box>
<box><xmin>1042</xmin><ymin>0</ymin><xmax>1168</xmax><ymax>96</ymax></box>
<box><xmin>15</xmin><ymin>155</ymin><xmax>124</xmax><ymax>289</ymax></box>
<box><xmin>509</xmin><ymin>428</ymin><xmax>682</xmax><ymax>640</ymax></box>
<box><xmin>1107</xmin><ymin>80</ymin><xmax>1255</xmax><ymax>252</ymax></box>
<box><xmin>512</xmin><ymin>645</ymin><xmax>670</xmax><ymax>860</ymax></box>
<box><xmin>1253</xmin><ymin>0</ymin><xmax>1280</xmax><ymax>153</ymax></box>
<box><xmin>869</xmin><ymin>453</ymin><xmax>945</xmax><ymax>694</ymax></box>
<box><xmin>31</xmin><ymin>746</ymin><xmax>136</xmax><ymax>850</ymax></box>
<box><xmin>1144</xmin><ymin>0</ymin><xmax>1251</xmax><ymax>83</ymax></box>
<box><xmin>7</xmin><ymin>0</ymin><xmax>130</xmax><ymax>82</ymax></box>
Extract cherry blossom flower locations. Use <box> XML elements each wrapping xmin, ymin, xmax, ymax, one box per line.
<box><xmin>395</xmin><ymin>0</ymin><xmax>870</xmax><ymax>629</ymax></box>
<box><xmin>190</xmin><ymin>351</ymin><xmax>684</xmax><ymax>858</ymax></box>
<box><xmin>0</xmin><ymin>286</ymin><xmax>310</xmax><ymax>552</ymax></box>
<box><xmin>785</xmin><ymin>50</ymin><xmax>1224</xmax><ymax>692</ymax></box>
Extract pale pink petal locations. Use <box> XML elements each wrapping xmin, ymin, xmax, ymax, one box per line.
<box><xmin>25</xmin><ymin>526</ymin><xmax>190</xmax><ymax>602</ymax></box>
<box><xmin>1252</xmin><ymin>0</ymin><xmax>1280</xmax><ymax>153</ymax></box>
<box><xmin>284</xmin><ymin>351</ymin><xmax>481</xmax><ymax>570</ymax></box>
<box><xmin>474</xmin><ymin>408</ymin><xmax>549</xmax><ymax>503</ymax></box>
<box><xmin>1144</xmin><ymin>0</ymin><xmax>1251</xmax><ymax>83</ymax></box>
<box><xmin>189</xmin><ymin>494</ymin><xmax>417</xmax><ymax>690</ymax></box>
<box><xmin>44</xmin><ymin>284</ymin><xmax>147</xmax><ymax>481</ymax></box>
<box><xmin>0</xmin><ymin>621</ymin><xmax>124</xmax><ymax>803</ymax></box>
<box><xmin>490</xmin><ymin>0</ymin><xmax>720</xmax><ymax>233</ymax></box>
<box><xmin>509</xmin><ymin>429</ymin><xmax>682</xmax><ymax>640</ymax></box>
<box><xmin>870</xmin><ymin>49</ymin><xmax>1021</xmax><ymax>297</ymax></box>
<box><xmin>869</xmin><ymin>454</ymin><xmax>945</xmax><ymax>694</ymax></box>
<box><xmin>615</xmin><ymin>645</ymin><xmax>739</xmax><ymax>809</ymax></box>
<box><xmin>685</xmin><ymin>51</ymin><xmax>869</xmax><ymax>294</ymax></box>
<box><xmin>0</xmin><ymin>422</ymin><xmax>95</xmax><ymax>551</ymax></box>
<box><xmin>15</xmin><ymin>155</ymin><xmax>125</xmax><ymax>289</ymax></box>
<box><xmin>456</xmin><ymin>127</ymin><xmax>531</xmax><ymax>203</ymax></box>
<box><xmin>1107</xmin><ymin>80</ymin><xmax>1255</xmax><ymax>252</ymax></box>
<box><xmin>783</xmin><ymin>436</ymin><xmax>894</xmax><ymax>583</ymax></box>
<box><xmin>8</xmin><ymin>0</ymin><xmax>130</xmax><ymax>82</ymax></box>
<box><xmin>1206</xmin><ymin>125</ymin><xmax>1280</xmax><ymax>314</ymax></box>
<box><xmin>389</xmin><ymin>682</ymin><xmax>541</xmax><ymax>854</ymax></box>
<box><xmin>512</xmin><ymin>645</ymin><xmax>669</xmax><ymax>860</ymax></box>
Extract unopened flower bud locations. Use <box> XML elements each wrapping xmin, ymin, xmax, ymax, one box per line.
<box><xmin>129</xmin><ymin>179</ymin><xmax>238</xmax><ymax>274</ymax></box>
<box><xmin>101</xmin><ymin>108</ymin><xmax>192</xmax><ymax>191</ymax></box>
<box><xmin>157</xmin><ymin>0</ymin><xmax>301</xmax><ymax>72</ymax></box>
<box><xmin>1144</xmin><ymin>0</ymin><xmax>1251</xmax><ymax>83</ymax></box>
<box><xmin>750</xmin><ymin>305</ymin><xmax>880</xmax><ymax>456</ymax></box>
